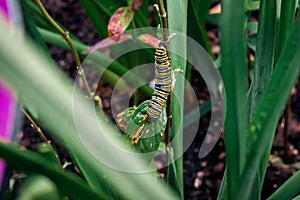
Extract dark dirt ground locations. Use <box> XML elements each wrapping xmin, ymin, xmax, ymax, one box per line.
<box><xmin>19</xmin><ymin>0</ymin><xmax>300</xmax><ymax>199</ymax></box>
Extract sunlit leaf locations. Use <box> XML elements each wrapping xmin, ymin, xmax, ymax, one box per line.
<box><xmin>137</xmin><ymin>34</ymin><xmax>160</xmax><ymax>48</ymax></box>
<box><xmin>16</xmin><ymin>175</ymin><xmax>61</xmax><ymax>200</ymax></box>
<box><xmin>108</xmin><ymin>7</ymin><xmax>134</xmax><ymax>39</ymax></box>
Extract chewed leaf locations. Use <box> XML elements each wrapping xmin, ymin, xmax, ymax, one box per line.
<box><xmin>128</xmin><ymin>0</ymin><xmax>143</xmax><ymax>10</ymax></box>
<box><xmin>116</xmin><ymin>106</ymin><xmax>136</xmax><ymax>131</ymax></box>
<box><xmin>108</xmin><ymin>7</ymin><xmax>134</xmax><ymax>38</ymax></box>
<box><xmin>82</xmin><ymin>34</ymin><xmax>132</xmax><ymax>54</ymax></box>
<box><xmin>138</xmin><ymin>34</ymin><xmax>160</xmax><ymax>48</ymax></box>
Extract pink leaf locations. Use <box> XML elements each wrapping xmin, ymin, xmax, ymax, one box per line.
<box><xmin>82</xmin><ymin>34</ymin><xmax>132</xmax><ymax>54</ymax></box>
<box><xmin>108</xmin><ymin>7</ymin><xmax>134</xmax><ymax>38</ymax></box>
<box><xmin>138</xmin><ymin>34</ymin><xmax>160</xmax><ymax>48</ymax></box>
<box><xmin>129</xmin><ymin>0</ymin><xmax>143</xmax><ymax>10</ymax></box>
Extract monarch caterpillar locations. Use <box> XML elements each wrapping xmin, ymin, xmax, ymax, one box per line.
<box><xmin>146</xmin><ymin>42</ymin><xmax>172</xmax><ymax>120</ymax></box>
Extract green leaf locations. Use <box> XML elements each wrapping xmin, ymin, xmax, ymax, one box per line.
<box><xmin>248</xmin><ymin>0</ymin><xmax>279</xmax><ymax>196</ymax></box>
<box><xmin>78</xmin><ymin>0</ymin><xmax>108</xmax><ymax>37</ymax></box>
<box><xmin>275</xmin><ymin>0</ymin><xmax>298</xmax><ymax>62</ymax></box>
<box><xmin>92</xmin><ymin>0</ymin><xmax>121</xmax><ymax>16</ymax></box>
<box><xmin>0</xmin><ymin>18</ymin><xmax>178</xmax><ymax>200</ymax></box>
<box><xmin>166</xmin><ymin>147</ymin><xmax>180</xmax><ymax>196</ymax></box>
<box><xmin>268</xmin><ymin>170</ymin><xmax>300</xmax><ymax>200</ymax></box>
<box><xmin>0</xmin><ymin>142</ymin><xmax>105</xmax><ymax>200</ymax></box>
<box><xmin>167</xmin><ymin>0</ymin><xmax>188</xmax><ymax>198</ymax></box>
<box><xmin>250</xmin><ymin>0</ymin><xmax>279</xmax><ymax>117</ymax></box>
<box><xmin>238</xmin><ymin>15</ymin><xmax>300</xmax><ymax>199</ymax></box>
<box><xmin>219</xmin><ymin>0</ymin><xmax>248</xmax><ymax>198</ymax></box>
<box><xmin>36</xmin><ymin>143</ymin><xmax>60</xmax><ymax>167</ymax></box>
<box><xmin>245</xmin><ymin>0</ymin><xmax>260</xmax><ymax>11</ymax></box>
<box><xmin>16</xmin><ymin>175</ymin><xmax>61</xmax><ymax>200</ymax></box>
<box><xmin>20</xmin><ymin>0</ymin><xmax>54</xmax><ymax>65</ymax></box>
<box><xmin>189</xmin><ymin>0</ymin><xmax>213</xmax><ymax>57</ymax></box>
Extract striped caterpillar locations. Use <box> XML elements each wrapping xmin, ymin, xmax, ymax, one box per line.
<box><xmin>146</xmin><ymin>42</ymin><xmax>171</xmax><ymax>120</ymax></box>
<box><xmin>116</xmin><ymin>39</ymin><xmax>173</xmax><ymax>149</ymax></box>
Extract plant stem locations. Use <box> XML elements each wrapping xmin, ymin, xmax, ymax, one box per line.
<box><xmin>21</xmin><ymin>107</ymin><xmax>61</xmax><ymax>166</ymax></box>
<box><xmin>157</xmin><ymin>0</ymin><xmax>168</xmax><ymax>43</ymax></box>
<box><xmin>155</xmin><ymin>1</ymin><xmax>172</xmax><ymax>147</ymax></box>
<box><xmin>283</xmin><ymin>99</ymin><xmax>291</xmax><ymax>160</ymax></box>
<box><xmin>22</xmin><ymin>107</ymin><xmax>47</xmax><ymax>143</ymax></box>
<box><xmin>34</xmin><ymin>0</ymin><xmax>92</xmax><ymax>98</ymax></box>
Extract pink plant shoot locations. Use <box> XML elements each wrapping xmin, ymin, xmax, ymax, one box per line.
<box><xmin>82</xmin><ymin>34</ymin><xmax>132</xmax><ymax>54</ymax></box>
<box><xmin>108</xmin><ymin>0</ymin><xmax>142</xmax><ymax>39</ymax></box>
<box><xmin>108</xmin><ymin>7</ymin><xmax>134</xmax><ymax>40</ymax></box>
<box><xmin>138</xmin><ymin>34</ymin><xmax>160</xmax><ymax>48</ymax></box>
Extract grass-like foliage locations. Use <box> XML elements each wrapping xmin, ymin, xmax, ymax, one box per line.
<box><xmin>0</xmin><ymin>0</ymin><xmax>299</xmax><ymax>199</ymax></box>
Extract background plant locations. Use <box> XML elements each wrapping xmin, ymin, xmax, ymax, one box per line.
<box><xmin>0</xmin><ymin>0</ymin><xmax>299</xmax><ymax>199</ymax></box>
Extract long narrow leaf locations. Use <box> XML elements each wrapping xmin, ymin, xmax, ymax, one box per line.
<box><xmin>0</xmin><ymin>142</ymin><xmax>105</xmax><ymax>200</ymax></box>
<box><xmin>248</xmin><ymin>0</ymin><xmax>279</xmax><ymax>196</ymax></box>
<box><xmin>20</xmin><ymin>0</ymin><xmax>54</xmax><ymax>65</ymax></box>
<box><xmin>268</xmin><ymin>170</ymin><xmax>300</xmax><ymax>200</ymax></box>
<box><xmin>189</xmin><ymin>0</ymin><xmax>213</xmax><ymax>56</ymax></box>
<box><xmin>250</xmin><ymin>0</ymin><xmax>278</xmax><ymax>116</ymax></box>
<box><xmin>219</xmin><ymin>0</ymin><xmax>248</xmax><ymax>198</ymax></box>
<box><xmin>167</xmin><ymin>0</ymin><xmax>188</xmax><ymax>198</ymax></box>
<box><xmin>0</xmin><ymin>18</ymin><xmax>178</xmax><ymax>200</ymax></box>
<box><xmin>78</xmin><ymin>0</ymin><xmax>108</xmax><ymax>37</ymax></box>
<box><xmin>275</xmin><ymin>0</ymin><xmax>298</xmax><ymax>61</ymax></box>
<box><xmin>238</xmin><ymin>15</ymin><xmax>300</xmax><ymax>199</ymax></box>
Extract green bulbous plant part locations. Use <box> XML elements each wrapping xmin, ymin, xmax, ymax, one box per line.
<box><xmin>116</xmin><ymin>100</ymin><xmax>167</xmax><ymax>153</ymax></box>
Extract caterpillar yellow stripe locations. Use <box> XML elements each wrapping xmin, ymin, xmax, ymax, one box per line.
<box><xmin>146</xmin><ymin>42</ymin><xmax>171</xmax><ymax>120</ymax></box>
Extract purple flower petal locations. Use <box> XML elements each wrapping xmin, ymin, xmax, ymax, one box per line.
<box><xmin>82</xmin><ymin>34</ymin><xmax>132</xmax><ymax>54</ymax></box>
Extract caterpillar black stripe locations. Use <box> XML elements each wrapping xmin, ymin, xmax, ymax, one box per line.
<box><xmin>146</xmin><ymin>42</ymin><xmax>171</xmax><ymax>120</ymax></box>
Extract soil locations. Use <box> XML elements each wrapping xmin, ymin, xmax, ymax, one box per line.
<box><xmin>19</xmin><ymin>0</ymin><xmax>300</xmax><ymax>199</ymax></box>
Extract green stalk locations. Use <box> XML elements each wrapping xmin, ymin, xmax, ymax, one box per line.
<box><xmin>21</xmin><ymin>108</ymin><xmax>61</xmax><ymax>167</ymax></box>
<box><xmin>167</xmin><ymin>0</ymin><xmax>188</xmax><ymax>198</ymax></box>
<box><xmin>34</xmin><ymin>0</ymin><xmax>92</xmax><ymax>97</ymax></box>
<box><xmin>219</xmin><ymin>0</ymin><xmax>248</xmax><ymax>198</ymax></box>
<box><xmin>238</xmin><ymin>15</ymin><xmax>300</xmax><ymax>199</ymax></box>
<box><xmin>248</xmin><ymin>0</ymin><xmax>279</xmax><ymax>196</ymax></box>
<box><xmin>250</xmin><ymin>0</ymin><xmax>278</xmax><ymax>117</ymax></box>
<box><xmin>275</xmin><ymin>0</ymin><xmax>298</xmax><ymax>62</ymax></box>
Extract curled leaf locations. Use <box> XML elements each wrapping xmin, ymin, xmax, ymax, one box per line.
<box><xmin>108</xmin><ymin>7</ymin><xmax>134</xmax><ymax>39</ymax></box>
<box><xmin>138</xmin><ymin>34</ymin><xmax>160</xmax><ymax>48</ymax></box>
<box><xmin>82</xmin><ymin>34</ymin><xmax>132</xmax><ymax>54</ymax></box>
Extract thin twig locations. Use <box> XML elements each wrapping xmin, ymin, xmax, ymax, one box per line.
<box><xmin>283</xmin><ymin>100</ymin><xmax>291</xmax><ymax>160</ymax></box>
<box><xmin>21</xmin><ymin>107</ymin><xmax>61</xmax><ymax>166</ymax></box>
<box><xmin>34</xmin><ymin>0</ymin><xmax>92</xmax><ymax>98</ymax></box>
<box><xmin>155</xmin><ymin>0</ymin><xmax>169</xmax><ymax>43</ymax></box>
